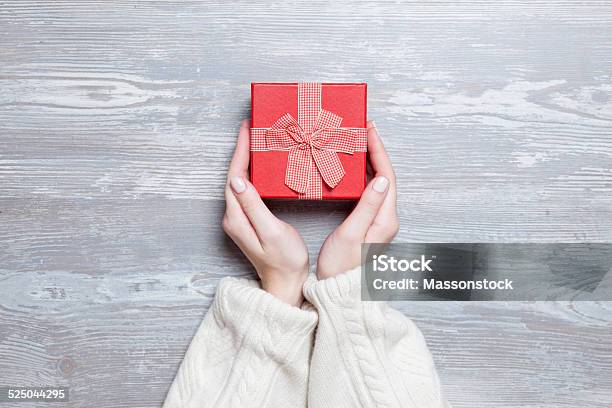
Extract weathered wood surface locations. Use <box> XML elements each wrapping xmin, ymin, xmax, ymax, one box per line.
<box><xmin>1</xmin><ymin>1</ymin><xmax>611</xmax><ymax>407</ymax></box>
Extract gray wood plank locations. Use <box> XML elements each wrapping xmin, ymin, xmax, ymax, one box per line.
<box><xmin>1</xmin><ymin>1</ymin><xmax>612</xmax><ymax>407</ymax></box>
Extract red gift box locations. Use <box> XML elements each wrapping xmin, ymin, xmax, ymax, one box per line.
<box><xmin>250</xmin><ymin>82</ymin><xmax>367</xmax><ymax>200</ymax></box>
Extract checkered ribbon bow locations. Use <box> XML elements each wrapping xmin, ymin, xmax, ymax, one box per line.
<box><xmin>250</xmin><ymin>83</ymin><xmax>367</xmax><ymax>199</ymax></box>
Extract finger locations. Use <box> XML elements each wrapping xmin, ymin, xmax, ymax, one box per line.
<box><xmin>365</xmin><ymin>205</ymin><xmax>399</xmax><ymax>243</ymax></box>
<box><xmin>337</xmin><ymin>175</ymin><xmax>390</xmax><ymax>239</ymax></box>
<box><xmin>365</xmin><ymin>121</ymin><xmax>399</xmax><ymax>242</ymax></box>
<box><xmin>367</xmin><ymin>123</ymin><xmax>396</xmax><ymax>211</ymax></box>
<box><xmin>224</xmin><ymin>185</ymin><xmax>262</xmax><ymax>247</ymax></box>
<box><xmin>225</xmin><ymin>120</ymin><xmax>252</xmax><ymax>221</ymax></box>
<box><xmin>223</xmin><ymin>216</ymin><xmax>263</xmax><ymax>257</ymax></box>
<box><xmin>229</xmin><ymin>176</ymin><xmax>282</xmax><ymax>239</ymax></box>
<box><xmin>223</xmin><ymin>120</ymin><xmax>263</xmax><ymax>253</ymax></box>
<box><xmin>228</xmin><ymin>119</ymin><xmax>251</xmax><ymax>178</ymax></box>
<box><xmin>366</xmin><ymin>121</ymin><xmax>395</xmax><ymax>181</ymax></box>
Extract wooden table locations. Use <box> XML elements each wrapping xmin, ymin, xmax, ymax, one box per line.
<box><xmin>1</xmin><ymin>1</ymin><xmax>611</xmax><ymax>406</ymax></box>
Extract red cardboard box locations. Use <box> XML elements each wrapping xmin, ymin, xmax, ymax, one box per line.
<box><xmin>250</xmin><ymin>82</ymin><xmax>367</xmax><ymax>200</ymax></box>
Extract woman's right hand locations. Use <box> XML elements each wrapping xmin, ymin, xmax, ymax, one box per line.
<box><xmin>222</xmin><ymin>120</ymin><xmax>310</xmax><ymax>307</ymax></box>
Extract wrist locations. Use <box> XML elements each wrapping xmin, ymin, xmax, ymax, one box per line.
<box><xmin>260</xmin><ymin>269</ymin><xmax>309</xmax><ymax>307</ymax></box>
<box><xmin>317</xmin><ymin>261</ymin><xmax>360</xmax><ymax>281</ymax></box>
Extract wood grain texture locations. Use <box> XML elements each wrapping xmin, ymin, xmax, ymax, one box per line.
<box><xmin>1</xmin><ymin>1</ymin><xmax>611</xmax><ymax>407</ymax></box>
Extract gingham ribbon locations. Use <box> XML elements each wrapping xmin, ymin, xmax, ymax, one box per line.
<box><xmin>250</xmin><ymin>83</ymin><xmax>367</xmax><ymax>199</ymax></box>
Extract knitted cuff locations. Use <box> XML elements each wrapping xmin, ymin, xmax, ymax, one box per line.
<box><xmin>303</xmin><ymin>267</ymin><xmax>362</xmax><ymax>309</ymax></box>
<box><xmin>212</xmin><ymin>276</ymin><xmax>318</xmax><ymax>361</ymax></box>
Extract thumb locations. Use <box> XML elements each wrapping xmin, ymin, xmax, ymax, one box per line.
<box><xmin>338</xmin><ymin>176</ymin><xmax>390</xmax><ymax>238</ymax></box>
<box><xmin>229</xmin><ymin>176</ymin><xmax>280</xmax><ymax>239</ymax></box>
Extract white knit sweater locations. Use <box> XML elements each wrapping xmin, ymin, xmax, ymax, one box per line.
<box><xmin>163</xmin><ymin>268</ymin><xmax>449</xmax><ymax>408</ymax></box>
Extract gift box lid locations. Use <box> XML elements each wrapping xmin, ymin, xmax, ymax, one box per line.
<box><xmin>251</xmin><ymin>82</ymin><xmax>367</xmax><ymax>200</ymax></box>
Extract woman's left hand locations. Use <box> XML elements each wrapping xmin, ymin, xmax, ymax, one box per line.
<box><xmin>316</xmin><ymin>121</ymin><xmax>399</xmax><ymax>280</ymax></box>
<box><xmin>222</xmin><ymin>120</ymin><xmax>310</xmax><ymax>306</ymax></box>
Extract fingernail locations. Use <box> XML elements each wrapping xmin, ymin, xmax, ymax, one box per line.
<box><xmin>373</xmin><ymin>176</ymin><xmax>389</xmax><ymax>193</ymax></box>
<box><xmin>241</xmin><ymin>119</ymin><xmax>249</xmax><ymax>128</ymax></box>
<box><xmin>370</xmin><ymin>120</ymin><xmax>377</xmax><ymax>128</ymax></box>
<box><xmin>367</xmin><ymin>120</ymin><xmax>376</xmax><ymax>129</ymax></box>
<box><xmin>230</xmin><ymin>176</ymin><xmax>247</xmax><ymax>194</ymax></box>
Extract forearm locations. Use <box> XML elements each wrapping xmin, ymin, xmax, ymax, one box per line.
<box><xmin>304</xmin><ymin>267</ymin><xmax>449</xmax><ymax>408</ymax></box>
<box><xmin>164</xmin><ymin>276</ymin><xmax>317</xmax><ymax>408</ymax></box>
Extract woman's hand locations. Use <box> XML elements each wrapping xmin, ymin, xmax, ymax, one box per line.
<box><xmin>222</xmin><ymin>120</ymin><xmax>310</xmax><ymax>306</ymax></box>
<box><xmin>317</xmin><ymin>121</ymin><xmax>399</xmax><ymax>280</ymax></box>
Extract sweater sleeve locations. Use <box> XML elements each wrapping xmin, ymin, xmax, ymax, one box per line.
<box><xmin>163</xmin><ymin>276</ymin><xmax>318</xmax><ymax>408</ymax></box>
<box><xmin>303</xmin><ymin>267</ymin><xmax>450</xmax><ymax>408</ymax></box>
